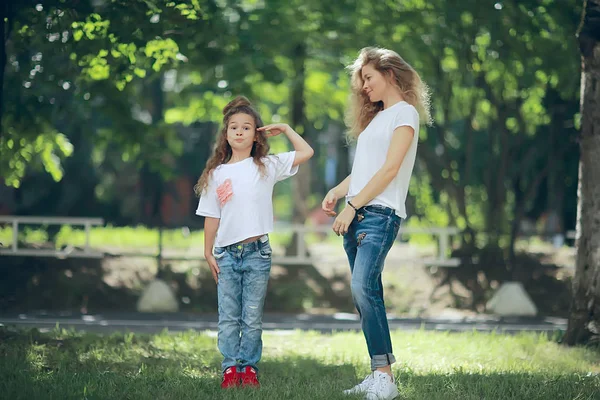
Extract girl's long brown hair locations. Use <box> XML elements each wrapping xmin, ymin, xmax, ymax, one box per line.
<box><xmin>194</xmin><ymin>96</ymin><xmax>269</xmax><ymax>196</ymax></box>
<box><xmin>345</xmin><ymin>47</ymin><xmax>432</xmax><ymax>140</ymax></box>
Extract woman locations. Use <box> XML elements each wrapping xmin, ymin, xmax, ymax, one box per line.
<box><xmin>322</xmin><ymin>47</ymin><xmax>431</xmax><ymax>400</ymax></box>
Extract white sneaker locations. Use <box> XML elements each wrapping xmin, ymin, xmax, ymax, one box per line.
<box><xmin>364</xmin><ymin>371</ymin><xmax>399</xmax><ymax>400</ymax></box>
<box><xmin>343</xmin><ymin>373</ymin><xmax>374</xmax><ymax>395</ymax></box>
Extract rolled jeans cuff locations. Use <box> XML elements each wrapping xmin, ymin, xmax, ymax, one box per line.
<box><xmin>371</xmin><ymin>353</ymin><xmax>396</xmax><ymax>370</ymax></box>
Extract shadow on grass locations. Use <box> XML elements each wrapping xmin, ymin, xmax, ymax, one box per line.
<box><xmin>2</xmin><ymin>327</ymin><xmax>599</xmax><ymax>400</ymax></box>
<box><xmin>0</xmin><ymin>327</ymin><xmax>359</xmax><ymax>400</ymax></box>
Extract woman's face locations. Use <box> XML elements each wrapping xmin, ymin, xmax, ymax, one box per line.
<box><xmin>361</xmin><ymin>63</ymin><xmax>390</xmax><ymax>103</ymax></box>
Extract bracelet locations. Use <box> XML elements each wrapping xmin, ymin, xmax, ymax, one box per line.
<box><xmin>347</xmin><ymin>201</ymin><xmax>358</xmax><ymax>211</ymax></box>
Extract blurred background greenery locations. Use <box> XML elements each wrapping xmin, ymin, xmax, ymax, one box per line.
<box><xmin>0</xmin><ymin>0</ymin><xmax>585</xmax><ymax>316</ymax></box>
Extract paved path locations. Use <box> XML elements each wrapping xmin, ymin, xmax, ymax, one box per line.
<box><xmin>0</xmin><ymin>311</ymin><xmax>567</xmax><ymax>335</ymax></box>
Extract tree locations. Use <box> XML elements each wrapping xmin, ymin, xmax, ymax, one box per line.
<box><xmin>564</xmin><ymin>0</ymin><xmax>600</xmax><ymax>346</ymax></box>
<box><xmin>336</xmin><ymin>0</ymin><xmax>584</xmax><ymax>310</ymax></box>
<box><xmin>0</xmin><ymin>0</ymin><xmax>209</xmax><ymax>188</ymax></box>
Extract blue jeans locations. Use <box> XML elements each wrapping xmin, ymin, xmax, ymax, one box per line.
<box><xmin>214</xmin><ymin>235</ymin><xmax>272</xmax><ymax>373</ymax></box>
<box><xmin>343</xmin><ymin>205</ymin><xmax>401</xmax><ymax>370</ymax></box>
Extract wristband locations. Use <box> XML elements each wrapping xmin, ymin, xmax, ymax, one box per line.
<box><xmin>347</xmin><ymin>201</ymin><xmax>358</xmax><ymax>211</ymax></box>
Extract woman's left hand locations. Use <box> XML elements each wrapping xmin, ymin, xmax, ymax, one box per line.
<box><xmin>257</xmin><ymin>124</ymin><xmax>291</xmax><ymax>137</ymax></box>
<box><xmin>332</xmin><ymin>206</ymin><xmax>356</xmax><ymax>236</ymax></box>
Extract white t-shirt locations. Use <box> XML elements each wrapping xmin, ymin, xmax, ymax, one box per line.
<box><xmin>347</xmin><ymin>101</ymin><xmax>420</xmax><ymax>219</ymax></box>
<box><xmin>196</xmin><ymin>151</ymin><xmax>298</xmax><ymax>247</ymax></box>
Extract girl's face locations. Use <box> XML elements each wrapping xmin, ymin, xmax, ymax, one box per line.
<box><xmin>361</xmin><ymin>63</ymin><xmax>390</xmax><ymax>103</ymax></box>
<box><xmin>226</xmin><ymin>113</ymin><xmax>256</xmax><ymax>151</ymax></box>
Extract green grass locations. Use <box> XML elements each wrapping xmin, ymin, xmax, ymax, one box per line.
<box><xmin>2</xmin><ymin>223</ymin><xmax>570</xmax><ymax>252</ymax></box>
<box><xmin>0</xmin><ymin>226</ymin><xmax>338</xmax><ymax>250</ymax></box>
<box><xmin>0</xmin><ymin>225</ymin><xmax>206</xmax><ymax>250</ymax></box>
<box><xmin>1</xmin><ymin>327</ymin><xmax>599</xmax><ymax>400</ymax></box>
<box><xmin>0</xmin><ymin>225</ymin><xmax>440</xmax><ymax>256</ymax></box>
<box><xmin>0</xmin><ymin>226</ymin><xmax>374</xmax><ymax>252</ymax></box>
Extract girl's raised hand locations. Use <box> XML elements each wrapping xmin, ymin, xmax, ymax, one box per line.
<box><xmin>257</xmin><ymin>123</ymin><xmax>291</xmax><ymax>137</ymax></box>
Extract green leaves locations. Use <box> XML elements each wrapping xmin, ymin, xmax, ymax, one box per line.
<box><xmin>80</xmin><ymin>51</ymin><xmax>111</xmax><ymax>80</ymax></box>
<box><xmin>2</xmin><ymin>1</ymin><xmax>207</xmax><ymax>186</ymax></box>
<box><xmin>144</xmin><ymin>38</ymin><xmax>179</xmax><ymax>72</ymax></box>
<box><xmin>71</xmin><ymin>14</ymin><xmax>111</xmax><ymax>41</ymax></box>
<box><xmin>1</xmin><ymin>129</ymin><xmax>73</xmax><ymax>188</ymax></box>
<box><xmin>2</xmin><ymin>0</ymin><xmax>583</xmax><ymax>241</ymax></box>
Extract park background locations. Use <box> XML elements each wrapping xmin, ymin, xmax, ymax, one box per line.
<box><xmin>1</xmin><ymin>1</ymin><xmax>599</xmax><ymax>399</ymax></box>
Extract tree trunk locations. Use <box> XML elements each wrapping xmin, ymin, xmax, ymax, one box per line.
<box><xmin>336</xmin><ymin>125</ymin><xmax>350</xmax><ymax>187</ymax></box>
<box><xmin>0</xmin><ymin>1</ymin><xmax>13</xmax><ymax>137</ymax></box>
<box><xmin>508</xmin><ymin>165</ymin><xmax>549</xmax><ymax>278</ymax></box>
<box><xmin>138</xmin><ymin>76</ymin><xmax>165</xmax><ymax>270</ymax></box>
<box><xmin>286</xmin><ymin>42</ymin><xmax>310</xmax><ymax>257</ymax></box>
<box><xmin>564</xmin><ymin>0</ymin><xmax>600</xmax><ymax>346</ymax></box>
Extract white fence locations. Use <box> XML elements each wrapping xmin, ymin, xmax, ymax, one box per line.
<box><xmin>273</xmin><ymin>224</ymin><xmax>460</xmax><ymax>267</ymax></box>
<box><xmin>0</xmin><ymin>216</ymin><xmax>468</xmax><ymax>267</ymax></box>
<box><xmin>0</xmin><ymin>216</ymin><xmax>104</xmax><ymax>258</ymax></box>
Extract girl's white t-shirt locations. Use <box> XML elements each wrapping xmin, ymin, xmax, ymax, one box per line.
<box><xmin>347</xmin><ymin>101</ymin><xmax>420</xmax><ymax>219</ymax></box>
<box><xmin>196</xmin><ymin>151</ymin><xmax>298</xmax><ymax>247</ymax></box>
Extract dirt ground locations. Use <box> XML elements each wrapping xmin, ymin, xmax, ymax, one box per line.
<box><xmin>1</xmin><ymin>240</ymin><xmax>575</xmax><ymax>317</ymax></box>
<box><xmin>97</xmin><ymin>240</ymin><xmax>575</xmax><ymax>317</ymax></box>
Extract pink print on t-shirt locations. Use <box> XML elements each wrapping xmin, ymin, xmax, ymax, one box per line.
<box><xmin>216</xmin><ymin>179</ymin><xmax>233</xmax><ymax>206</ymax></box>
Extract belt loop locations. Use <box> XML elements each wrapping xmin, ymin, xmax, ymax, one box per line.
<box><xmin>258</xmin><ymin>234</ymin><xmax>268</xmax><ymax>251</ymax></box>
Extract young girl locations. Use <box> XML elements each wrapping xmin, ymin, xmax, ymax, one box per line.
<box><xmin>195</xmin><ymin>96</ymin><xmax>313</xmax><ymax>389</ymax></box>
<box><xmin>322</xmin><ymin>47</ymin><xmax>431</xmax><ymax>400</ymax></box>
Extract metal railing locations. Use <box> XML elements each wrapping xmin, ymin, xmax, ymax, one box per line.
<box><xmin>0</xmin><ymin>216</ymin><xmax>461</xmax><ymax>266</ymax></box>
<box><xmin>0</xmin><ymin>216</ymin><xmax>104</xmax><ymax>258</ymax></box>
<box><xmin>272</xmin><ymin>224</ymin><xmax>460</xmax><ymax>267</ymax></box>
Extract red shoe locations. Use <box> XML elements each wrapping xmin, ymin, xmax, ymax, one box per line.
<box><xmin>221</xmin><ymin>366</ymin><xmax>240</xmax><ymax>389</ymax></box>
<box><xmin>240</xmin><ymin>366</ymin><xmax>260</xmax><ymax>387</ymax></box>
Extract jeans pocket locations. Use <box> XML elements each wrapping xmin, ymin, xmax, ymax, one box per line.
<box><xmin>259</xmin><ymin>243</ymin><xmax>272</xmax><ymax>259</ymax></box>
<box><xmin>392</xmin><ymin>218</ymin><xmax>402</xmax><ymax>240</ymax></box>
<box><xmin>213</xmin><ymin>247</ymin><xmax>227</xmax><ymax>259</ymax></box>
<box><xmin>393</xmin><ymin>216</ymin><xmax>402</xmax><ymax>230</ymax></box>
<box><xmin>362</xmin><ymin>206</ymin><xmax>390</xmax><ymax>218</ymax></box>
